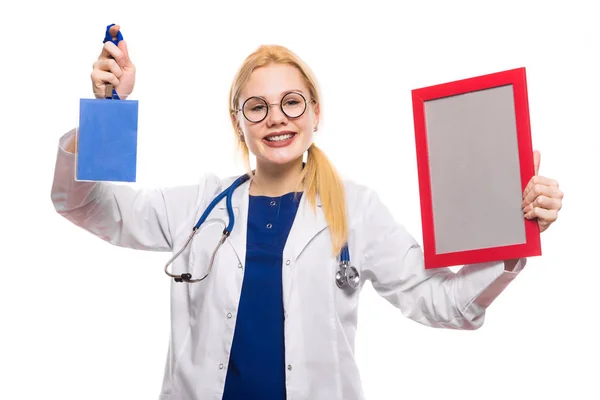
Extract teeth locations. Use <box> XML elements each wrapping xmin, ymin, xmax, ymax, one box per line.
<box><xmin>266</xmin><ymin>133</ymin><xmax>294</xmax><ymax>142</ymax></box>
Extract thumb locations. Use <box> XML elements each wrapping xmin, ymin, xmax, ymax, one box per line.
<box><xmin>109</xmin><ymin>24</ymin><xmax>121</xmax><ymax>39</ymax></box>
<box><xmin>533</xmin><ymin>150</ymin><xmax>541</xmax><ymax>175</ymax></box>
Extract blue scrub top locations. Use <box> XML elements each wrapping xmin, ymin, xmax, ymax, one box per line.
<box><xmin>222</xmin><ymin>191</ymin><xmax>302</xmax><ymax>400</ymax></box>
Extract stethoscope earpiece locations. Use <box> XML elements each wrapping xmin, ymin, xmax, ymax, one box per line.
<box><xmin>175</xmin><ymin>273</ymin><xmax>193</xmax><ymax>283</ymax></box>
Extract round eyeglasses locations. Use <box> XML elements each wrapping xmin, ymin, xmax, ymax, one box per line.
<box><xmin>237</xmin><ymin>91</ymin><xmax>314</xmax><ymax>123</ymax></box>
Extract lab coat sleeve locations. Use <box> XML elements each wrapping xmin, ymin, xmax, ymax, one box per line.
<box><xmin>359</xmin><ymin>188</ymin><xmax>526</xmax><ymax>330</ymax></box>
<box><xmin>51</xmin><ymin>128</ymin><xmax>201</xmax><ymax>252</ymax></box>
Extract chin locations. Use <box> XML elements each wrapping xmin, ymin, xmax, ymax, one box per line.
<box><xmin>265</xmin><ymin>156</ymin><xmax>302</xmax><ymax>166</ymax></box>
<box><xmin>258</xmin><ymin>151</ymin><xmax>304</xmax><ymax>167</ymax></box>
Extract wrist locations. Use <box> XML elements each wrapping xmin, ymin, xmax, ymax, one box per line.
<box><xmin>503</xmin><ymin>258</ymin><xmax>520</xmax><ymax>272</ymax></box>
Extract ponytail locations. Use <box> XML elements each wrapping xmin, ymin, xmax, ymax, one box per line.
<box><xmin>299</xmin><ymin>144</ymin><xmax>347</xmax><ymax>256</ymax></box>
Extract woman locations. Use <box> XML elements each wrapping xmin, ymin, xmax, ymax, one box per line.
<box><xmin>51</xmin><ymin>25</ymin><xmax>564</xmax><ymax>400</ymax></box>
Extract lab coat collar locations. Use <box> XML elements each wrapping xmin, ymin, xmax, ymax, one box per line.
<box><xmin>286</xmin><ymin>192</ymin><xmax>327</xmax><ymax>260</ymax></box>
<box><xmin>216</xmin><ymin>175</ymin><xmax>323</xmax><ymax>209</ymax></box>
<box><xmin>215</xmin><ymin>176</ymin><xmax>327</xmax><ymax>264</ymax></box>
<box><xmin>215</xmin><ymin>177</ymin><xmax>250</xmax><ymax>268</ymax></box>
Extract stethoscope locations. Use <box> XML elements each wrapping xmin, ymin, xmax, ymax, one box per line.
<box><xmin>163</xmin><ymin>173</ymin><xmax>360</xmax><ymax>290</ymax></box>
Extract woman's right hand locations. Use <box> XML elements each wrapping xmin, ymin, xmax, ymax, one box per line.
<box><xmin>91</xmin><ymin>24</ymin><xmax>136</xmax><ymax>99</ymax></box>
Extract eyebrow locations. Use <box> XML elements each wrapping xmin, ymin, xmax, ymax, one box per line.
<box><xmin>249</xmin><ymin>89</ymin><xmax>305</xmax><ymax>100</ymax></box>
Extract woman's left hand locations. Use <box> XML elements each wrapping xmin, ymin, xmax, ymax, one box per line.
<box><xmin>522</xmin><ymin>150</ymin><xmax>564</xmax><ymax>233</ymax></box>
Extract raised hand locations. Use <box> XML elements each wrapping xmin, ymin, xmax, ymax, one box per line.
<box><xmin>91</xmin><ymin>24</ymin><xmax>136</xmax><ymax>100</ymax></box>
<box><xmin>522</xmin><ymin>150</ymin><xmax>563</xmax><ymax>233</ymax></box>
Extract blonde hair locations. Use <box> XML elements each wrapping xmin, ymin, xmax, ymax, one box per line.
<box><xmin>228</xmin><ymin>45</ymin><xmax>347</xmax><ymax>256</ymax></box>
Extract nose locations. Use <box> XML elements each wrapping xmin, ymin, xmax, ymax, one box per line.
<box><xmin>265</xmin><ymin>103</ymin><xmax>288</xmax><ymax>126</ymax></box>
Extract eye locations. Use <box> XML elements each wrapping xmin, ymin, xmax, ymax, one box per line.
<box><xmin>250</xmin><ymin>105</ymin><xmax>266</xmax><ymax>112</ymax></box>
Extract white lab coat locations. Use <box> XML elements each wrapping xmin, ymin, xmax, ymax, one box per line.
<box><xmin>51</xmin><ymin>129</ymin><xmax>526</xmax><ymax>400</ymax></box>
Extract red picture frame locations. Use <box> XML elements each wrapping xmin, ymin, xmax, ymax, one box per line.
<box><xmin>411</xmin><ymin>67</ymin><xmax>541</xmax><ymax>269</ymax></box>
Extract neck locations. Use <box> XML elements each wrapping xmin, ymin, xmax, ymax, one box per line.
<box><xmin>249</xmin><ymin>157</ymin><xmax>304</xmax><ymax>197</ymax></box>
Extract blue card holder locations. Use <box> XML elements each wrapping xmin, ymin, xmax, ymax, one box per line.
<box><xmin>75</xmin><ymin>97</ymin><xmax>139</xmax><ymax>182</ymax></box>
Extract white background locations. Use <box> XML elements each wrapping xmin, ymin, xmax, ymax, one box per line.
<box><xmin>1</xmin><ymin>0</ymin><xmax>598</xmax><ymax>399</ymax></box>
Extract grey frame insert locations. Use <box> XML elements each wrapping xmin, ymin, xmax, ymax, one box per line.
<box><xmin>424</xmin><ymin>85</ymin><xmax>526</xmax><ymax>254</ymax></box>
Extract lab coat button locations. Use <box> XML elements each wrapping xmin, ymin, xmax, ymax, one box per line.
<box><xmin>227</xmin><ymin>312</ymin><xmax>232</xmax><ymax>319</ymax></box>
<box><xmin>285</xmin><ymin>260</ymin><xmax>291</xmax><ymax>266</ymax></box>
<box><xmin>219</xmin><ymin>363</ymin><xmax>224</xmax><ymax>370</ymax></box>
<box><xmin>238</xmin><ymin>262</ymin><xmax>242</xmax><ymax>269</ymax></box>
<box><xmin>287</xmin><ymin>364</ymin><xmax>292</xmax><ymax>371</ymax></box>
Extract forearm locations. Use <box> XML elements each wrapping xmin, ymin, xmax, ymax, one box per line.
<box><xmin>366</xmin><ymin>233</ymin><xmax>527</xmax><ymax>330</ymax></box>
<box><xmin>405</xmin><ymin>259</ymin><xmax>525</xmax><ymax>329</ymax></box>
<box><xmin>51</xmin><ymin>129</ymin><xmax>173</xmax><ymax>251</ymax></box>
<box><xmin>51</xmin><ymin>129</ymin><xmax>101</xmax><ymax>213</ymax></box>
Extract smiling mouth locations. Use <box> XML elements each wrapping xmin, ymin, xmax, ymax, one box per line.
<box><xmin>265</xmin><ymin>133</ymin><xmax>296</xmax><ymax>142</ymax></box>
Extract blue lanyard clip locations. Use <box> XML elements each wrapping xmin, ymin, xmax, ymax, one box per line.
<box><xmin>102</xmin><ymin>24</ymin><xmax>123</xmax><ymax>100</ymax></box>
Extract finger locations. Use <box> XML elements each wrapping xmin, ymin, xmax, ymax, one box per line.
<box><xmin>533</xmin><ymin>150</ymin><xmax>541</xmax><ymax>175</ymax></box>
<box><xmin>91</xmin><ymin>70</ymin><xmax>120</xmax><ymax>97</ymax></box>
<box><xmin>98</xmin><ymin>41</ymin><xmax>126</xmax><ymax>68</ymax></box>
<box><xmin>524</xmin><ymin>206</ymin><xmax>558</xmax><ymax>225</ymax></box>
<box><xmin>523</xmin><ymin>175</ymin><xmax>559</xmax><ymax>200</ymax></box>
<box><xmin>92</xmin><ymin>58</ymin><xmax>123</xmax><ymax>78</ymax></box>
<box><xmin>537</xmin><ymin>194</ymin><xmax>562</xmax><ymax>211</ymax></box>
<box><xmin>523</xmin><ymin>194</ymin><xmax>563</xmax><ymax>213</ymax></box>
<box><xmin>117</xmin><ymin>40</ymin><xmax>132</xmax><ymax>66</ymax></box>
<box><xmin>522</xmin><ymin>184</ymin><xmax>564</xmax><ymax>208</ymax></box>
<box><xmin>523</xmin><ymin>184</ymin><xmax>563</xmax><ymax>208</ymax></box>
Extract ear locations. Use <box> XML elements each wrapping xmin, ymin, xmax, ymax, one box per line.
<box><xmin>231</xmin><ymin>110</ymin><xmax>243</xmax><ymax>136</ymax></box>
<box><xmin>313</xmin><ymin>102</ymin><xmax>320</xmax><ymax>131</ymax></box>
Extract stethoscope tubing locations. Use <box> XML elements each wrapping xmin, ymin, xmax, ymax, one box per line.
<box><xmin>164</xmin><ymin>174</ymin><xmax>359</xmax><ymax>289</ymax></box>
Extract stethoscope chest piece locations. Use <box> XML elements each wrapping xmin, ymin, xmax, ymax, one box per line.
<box><xmin>336</xmin><ymin>261</ymin><xmax>360</xmax><ymax>290</ymax></box>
